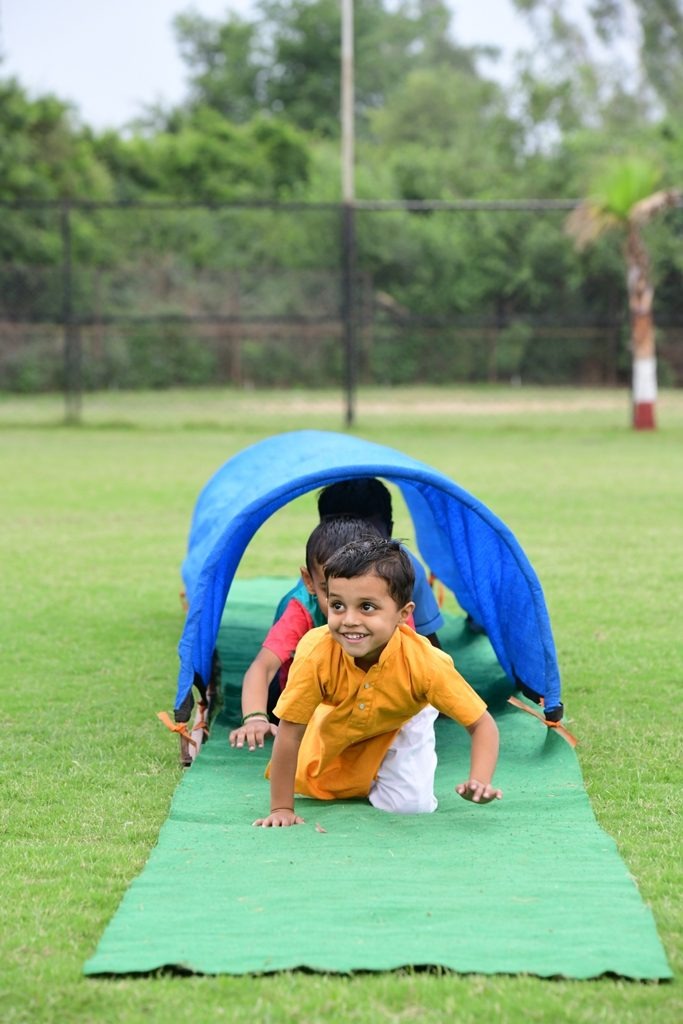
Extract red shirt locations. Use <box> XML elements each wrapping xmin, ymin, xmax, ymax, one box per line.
<box><xmin>262</xmin><ymin>598</ymin><xmax>316</xmax><ymax>691</ymax></box>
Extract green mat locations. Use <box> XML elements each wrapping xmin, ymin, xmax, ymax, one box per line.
<box><xmin>84</xmin><ymin>579</ymin><xmax>672</xmax><ymax>979</ymax></box>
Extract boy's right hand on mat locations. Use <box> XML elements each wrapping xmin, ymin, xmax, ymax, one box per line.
<box><xmin>229</xmin><ymin>720</ymin><xmax>278</xmax><ymax>751</ymax></box>
<box><xmin>456</xmin><ymin>779</ymin><xmax>503</xmax><ymax>804</ymax></box>
<box><xmin>253</xmin><ymin>808</ymin><xmax>305</xmax><ymax>827</ymax></box>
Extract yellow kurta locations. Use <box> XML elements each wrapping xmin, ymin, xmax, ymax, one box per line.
<box><xmin>272</xmin><ymin>623</ymin><xmax>487</xmax><ymax>800</ymax></box>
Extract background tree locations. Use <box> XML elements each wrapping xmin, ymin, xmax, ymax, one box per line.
<box><xmin>0</xmin><ymin>78</ymin><xmax>112</xmax><ymax>260</ymax></box>
<box><xmin>174</xmin><ymin>0</ymin><xmax>481</xmax><ymax>137</ymax></box>
<box><xmin>566</xmin><ymin>156</ymin><xmax>681</xmax><ymax>428</ymax></box>
<box><xmin>94</xmin><ymin>107</ymin><xmax>311</xmax><ymax>203</ymax></box>
<box><xmin>173</xmin><ymin>12</ymin><xmax>267</xmax><ymax>123</ymax></box>
<box><xmin>366</xmin><ymin>67</ymin><xmax>523</xmax><ymax>199</ymax></box>
<box><xmin>589</xmin><ymin>0</ymin><xmax>683</xmax><ymax>114</ymax></box>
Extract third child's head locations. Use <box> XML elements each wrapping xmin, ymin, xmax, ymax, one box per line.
<box><xmin>317</xmin><ymin>478</ymin><xmax>394</xmax><ymax>539</ymax></box>
<box><xmin>323</xmin><ymin>538</ymin><xmax>415</xmax><ymax>668</ymax></box>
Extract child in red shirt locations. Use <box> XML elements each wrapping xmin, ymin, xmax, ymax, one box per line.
<box><xmin>229</xmin><ymin>517</ymin><xmax>380</xmax><ymax>751</ymax></box>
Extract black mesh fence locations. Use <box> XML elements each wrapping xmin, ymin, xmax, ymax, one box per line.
<box><xmin>1</xmin><ymin>200</ymin><xmax>682</xmax><ymax>411</ymax></box>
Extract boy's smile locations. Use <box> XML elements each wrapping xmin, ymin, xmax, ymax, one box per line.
<box><xmin>326</xmin><ymin>571</ymin><xmax>414</xmax><ymax>670</ymax></box>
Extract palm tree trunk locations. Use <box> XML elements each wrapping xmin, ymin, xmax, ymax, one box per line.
<box><xmin>626</xmin><ymin>226</ymin><xmax>656</xmax><ymax>430</ymax></box>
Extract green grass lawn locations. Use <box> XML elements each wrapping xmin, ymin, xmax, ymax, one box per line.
<box><xmin>1</xmin><ymin>386</ymin><xmax>681</xmax><ymax>1023</ymax></box>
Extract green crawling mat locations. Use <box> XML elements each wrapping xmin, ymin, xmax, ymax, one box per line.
<box><xmin>84</xmin><ymin>578</ymin><xmax>671</xmax><ymax>979</ymax></box>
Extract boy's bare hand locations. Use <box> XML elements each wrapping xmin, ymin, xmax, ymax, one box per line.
<box><xmin>456</xmin><ymin>779</ymin><xmax>503</xmax><ymax>804</ymax></box>
<box><xmin>253</xmin><ymin>809</ymin><xmax>305</xmax><ymax>827</ymax></box>
<box><xmin>229</xmin><ymin>720</ymin><xmax>278</xmax><ymax>750</ymax></box>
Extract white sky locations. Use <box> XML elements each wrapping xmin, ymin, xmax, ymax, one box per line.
<box><xmin>0</xmin><ymin>1</ymin><xmax>605</xmax><ymax>130</ymax></box>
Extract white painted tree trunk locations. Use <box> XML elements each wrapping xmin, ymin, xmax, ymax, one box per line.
<box><xmin>632</xmin><ymin>353</ymin><xmax>656</xmax><ymax>429</ymax></box>
<box><xmin>626</xmin><ymin>227</ymin><xmax>656</xmax><ymax>430</ymax></box>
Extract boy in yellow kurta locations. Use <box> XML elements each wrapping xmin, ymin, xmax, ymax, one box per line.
<box><xmin>254</xmin><ymin>538</ymin><xmax>502</xmax><ymax>827</ymax></box>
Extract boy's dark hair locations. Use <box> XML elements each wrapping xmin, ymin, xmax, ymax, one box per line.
<box><xmin>323</xmin><ymin>538</ymin><xmax>415</xmax><ymax>609</ymax></box>
<box><xmin>317</xmin><ymin>479</ymin><xmax>393</xmax><ymax>539</ymax></box>
<box><xmin>305</xmin><ymin>517</ymin><xmax>381</xmax><ymax>574</ymax></box>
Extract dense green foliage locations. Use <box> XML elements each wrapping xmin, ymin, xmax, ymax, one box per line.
<box><xmin>1</xmin><ymin>0</ymin><xmax>682</xmax><ymax>391</ymax></box>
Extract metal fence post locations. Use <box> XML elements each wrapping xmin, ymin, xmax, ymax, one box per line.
<box><xmin>61</xmin><ymin>201</ymin><xmax>82</xmax><ymax>423</ymax></box>
<box><xmin>341</xmin><ymin>202</ymin><xmax>356</xmax><ymax>427</ymax></box>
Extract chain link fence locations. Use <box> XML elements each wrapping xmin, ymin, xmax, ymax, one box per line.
<box><xmin>1</xmin><ymin>199</ymin><xmax>681</xmax><ymax>420</ymax></box>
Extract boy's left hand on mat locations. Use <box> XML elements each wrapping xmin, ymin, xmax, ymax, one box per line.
<box><xmin>253</xmin><ymin>809</ymin><xmax>305</xmax><ymax>827</ymax></box>
<box><xmin>456</xmin><ymin>779</ymin><xmax>502</xmax><ymax>804</ymax></box>
<box><xmin>229</xmin><ymin>720</ymin><xmax>278</xmax><ymax>750</ymax></box>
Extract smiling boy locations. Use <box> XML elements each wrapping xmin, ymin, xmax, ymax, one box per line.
<box><xmin>254</xmin><ymin>538</ymin><xmax>502</xmax><ymax>827</ymax></box>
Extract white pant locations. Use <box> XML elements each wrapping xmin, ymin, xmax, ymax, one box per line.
<box><xmin>368</xmin><ymin>705</ymin><xmax>439</xmax><ymax>814</ymax></box>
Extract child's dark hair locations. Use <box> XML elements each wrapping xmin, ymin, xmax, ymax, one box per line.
<box><xmin>317</xmin><ymin>479</ymin><xmax>393</xmax><ymax>539</ymax></box>
<box><xmin>323</xmin><ymin>538</ymin><xmax>415</xmax><ymax>608</ymax></box>
<box><xmin>305</xmin><ymin>517</ymin><xmax>381</xmax><ymax>574</ymax></box>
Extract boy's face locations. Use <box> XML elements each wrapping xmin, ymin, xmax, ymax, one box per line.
<box><xmin>301</xmin><ymin>560</ymin><xmax>329</xmax><ymax>617</ymax></box>
<box><xmin>326</xmin><ymin>571</ymin><xmax>414</xmax><ymax>670</ymax></box>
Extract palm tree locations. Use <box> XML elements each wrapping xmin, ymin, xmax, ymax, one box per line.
<box><xmin>566</xmin><ymin>157</ymin><xmax>681</xmax><ymax>429</ymax></box>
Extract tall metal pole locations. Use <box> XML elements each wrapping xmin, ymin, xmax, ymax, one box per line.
<box><xmin>341</xmin><ymin>0</ymin><xmax>356</xmax><ymax>426</ymax></box>
<box><xmin>341</xmin><ymin>0</ymin><xmax>355</xmax><ymax>207</ymax></box>
<box><xmin>61</xmin><ymin>202</ymin><xmax>82</xmax><ymax>424</ymax></box>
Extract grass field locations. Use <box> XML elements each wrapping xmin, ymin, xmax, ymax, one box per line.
<box><xmin>1</xmin><ymin>386</ymin><xmax>681</xmax><ymax>1023</ymax></box>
